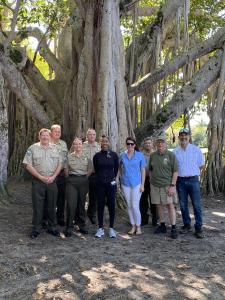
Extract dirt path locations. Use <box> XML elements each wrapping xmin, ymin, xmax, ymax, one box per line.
<box><xmin>0</xmin><ymin>178</ymin><xmax>225</xmax><ymax>300</ymax></box>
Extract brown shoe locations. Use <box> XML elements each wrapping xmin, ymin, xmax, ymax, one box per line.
<box><xmin>136</xmin><ymin>226</ymin><xmax>142</xmax><ymax>235</ymax></box>
<box><xmin>128</xmin><ymin>226</ymin><xmax>136</xmax><ymax>235</ymax></box>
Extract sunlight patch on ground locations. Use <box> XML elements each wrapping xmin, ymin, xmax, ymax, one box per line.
<box><xmin>212</xmin><ymin>212</ymin><xmax>225</xmax><ymax>217</ymax></box>
<box><xmin>82</xmin><ymin>262</ymin><xmax>170</xmax><ymax>298</ymax></box>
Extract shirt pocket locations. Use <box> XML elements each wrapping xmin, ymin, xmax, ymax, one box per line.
<box><xmin>33</xmin><ymin>155</ymin><xmax>43</xmax><ymax>165</ymax></box>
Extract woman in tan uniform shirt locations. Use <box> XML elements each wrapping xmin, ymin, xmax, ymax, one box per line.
<box><xmin>64</xmin><ymin>138</ymin><xmax>91</xmax><ymax>237</ymax></box>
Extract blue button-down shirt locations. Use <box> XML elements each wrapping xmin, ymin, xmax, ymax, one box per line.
<box><xmin>173</xmin><ymin>143</ymin><xmax>205</xmax><ymax>177</ymax></box>
<box><xmin>120</xmin><ymin>150</ymin><xmax>146</xmax><ymax>187</ymax></box>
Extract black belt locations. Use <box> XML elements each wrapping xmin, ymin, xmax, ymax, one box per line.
<box><xmin>178</xmin><ymin>176</ymin><xmax>198</xmax><ymax>179</ymax></box>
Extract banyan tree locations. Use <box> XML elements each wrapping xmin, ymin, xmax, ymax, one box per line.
<box><xmin>0</xmin><ymin>0</ymin><xmax>224</xmax><ymax>198</ymax></box>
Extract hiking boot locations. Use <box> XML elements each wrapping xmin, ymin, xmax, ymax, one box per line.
<box><xmin>179</xmin><ymin>224</ymin><xmax>191</xmax><ymax>234</ymax></box>
<box><xmin>171</xmin><ymin>228</ymin><xmax>178</xmax><ymax>239</ymax></box>
<box><xmin>95</xmin><ymin>228</ymin><xmax>105</xmax><ymax>238</ymax></box>
<box><xmin>154</xmin><ymin>225</ymin><xmax>167</xmax><ymax>234</ymax></box>
<box><xmin>194</xmin><ymin>229</ymin><xmax>204</xmax><ymax>239</ymax></box>
<box><xmin>109</xmin><ymin>228</ymin><xmax>117</xmax><ymax>238</ymax></box>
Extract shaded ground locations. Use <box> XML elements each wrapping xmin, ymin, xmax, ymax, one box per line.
<box><xmin>0</xmin><ymin>178</ymin><xmax>225</xmax><ymax>300</ymax></box>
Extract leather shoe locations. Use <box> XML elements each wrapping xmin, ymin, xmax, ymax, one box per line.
<box><xmin>88</xmin><ymin>216</ymin><xmax>96</xmax><ymax>225</ymax></box>
<box><xmin>79</xmin><ymin>228</ymin><xmax>88</xmax><ymax>234</ymax></box>
<box><xmin>31</xmin><ymin>231</ymin><xmax>40</xmax><ymax>239</ymax></box>
<box><xmin>47</xmin><ymin>229</ymin><xmax>60</xmax><ymax>237</ymax></box>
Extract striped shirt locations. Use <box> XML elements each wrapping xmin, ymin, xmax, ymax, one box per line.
<box><xmin>173</xmin><ymin>143</ymin><xmax>205</xmax><ymax>177</ymax></box>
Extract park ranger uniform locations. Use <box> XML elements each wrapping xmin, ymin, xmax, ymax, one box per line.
<box><xmin>65</xmin><ymin>151</ymin><xmax>90</xmax><ymax>235</ymax></box>
<box><xmin>83</xmin><ymin>141</ymin><xmax>101</xmax><ymax>223</ymax></box>
<box><xmin>23</xmin><ymin>142</ymin><xmax>63</xmax><ymax>233</ymax></box>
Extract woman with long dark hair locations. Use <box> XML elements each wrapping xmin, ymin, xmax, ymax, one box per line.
<box><xmin>120</xmin><ymin>137</ymin><xmax>146</xmax><ymax>235</ymax></box>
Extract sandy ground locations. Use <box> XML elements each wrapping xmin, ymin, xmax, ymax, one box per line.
<box><xmin>0</xmin><ymin>178</ymin><xmax>225</xmax><ymax>300</ymax></box>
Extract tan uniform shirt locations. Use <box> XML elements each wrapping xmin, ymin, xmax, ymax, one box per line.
<box><xmin>23</xmin><ymin>142</ymin><xmax>63</xmax><ymax>177</ymax></box>
<box><xmin>51</xmin><ymin>139</ymin><xmax>68</xmax><ymax>167</ymax></box>
<box><xmin>83</xmin><ymin>141</ymin><xmax>101</xmax><ymax>172</ymax></box>
<box><xmin>67</xmin><ymin>151</ymin><xmax>90</xmax><ymax>176</ymax></box>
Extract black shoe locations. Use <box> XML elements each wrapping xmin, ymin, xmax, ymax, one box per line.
<box><xmin>88</xmin><ymin>216</ymin><xmax>96</xmax><ymax>225</ymax></box>
<box><xmin>47</xmin><ymin>229</ymin><xmax>60</xmax><ymax>237</ymax></box>
<box><xmin>79</xmin><ymin>228</ymin><xmax>88</xmax><ymax>234</ymax></box>
<box><xmin>171</xmin><ymin>228</ymin><xmax>178</xmax><ymax>239</ymax></box>
<box><xmin>31</xmin><ymin>231</ymin><xmax>40</xmax><ymax>239</ymax></box>
<box><xmin>64</xmin><ymin>230</ymin><xmax>72</xmax><ymax>237</ymax></box>
<box><xmin>194</xmin><ymin>230</ymin><xmax>204</xmax><ymax>239</ymax></box>
<box><xmin>154</xmin><ymin>225</ymin><xmax>167</xmax><ymax>234</ymax></box>
<box><xmin>179</xmin><ymin>224</ymin><xmax>191</xmax><ymax>234</ymax></box>
<box><xmin>57</xmin><ymin>220</ymin><xmax>65</xmax><ymax>227</ymax></box>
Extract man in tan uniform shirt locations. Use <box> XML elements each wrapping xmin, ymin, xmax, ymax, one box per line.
<box><xmin>23</xmin><ymin>128</ymin><xmax>63</xmax><ymax>239</ymax></box>
<box><xmin>83</xmin><ymin>128</ymin><xmax>101</xmax><ymax>224</ymax></box>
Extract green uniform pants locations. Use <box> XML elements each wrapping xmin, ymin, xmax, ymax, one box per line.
<box><xmin>66</xmin><ymin>175</ymin><xmax>88</xmax><ymax>232</ymax></box>
<box><xmin>32</xmin><ymin>178</ymin><xmax>57</xmax><ymax>232</ymax></box>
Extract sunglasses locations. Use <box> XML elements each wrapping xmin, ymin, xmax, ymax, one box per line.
<box><xmin>126</xmin><ymin>142</ymin><xmax>135</xmax><ymax>146</ymax></box>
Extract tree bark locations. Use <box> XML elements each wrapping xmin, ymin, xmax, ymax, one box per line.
<box><xmin>128</xmin><ymin>26</ymin><xmax>225</xmax><ymax>98</ymax></box>
<box><xmin>0</xmin><ymin>52</ymin><xmax>50</xmax><ymax>126</ymax></box>
<box><xmin>135</xmin><ymin>50</ymin><xmax>223</xmax><ymax>142</ymax></box>
<box><xmin>0</xmin><ymin>66</ymin><xmax>8</xmax><ymax>202</ymax></box>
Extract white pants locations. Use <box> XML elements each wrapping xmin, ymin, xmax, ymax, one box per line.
<box><xmin>122</xmin><ymin>184</ymin><xmax>142</xmax><ymax>226</ymax></box>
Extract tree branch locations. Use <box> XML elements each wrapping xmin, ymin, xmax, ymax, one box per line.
<box><xmin>25</xmin><ymin>27</ymin><xmax>69</xmax><ymax>79</ymax></box>
<box><xmin>128</xmin><ymin>26</ymin><xmax>225</xmax><ymax>97</ymax></box>
<box><xmin>135</xmin><ymin>50</ymin><xmax>224</xmax><ymax>142</ymax></box>
<box><xmin>0</xmin><ymin>51</ymin><xmax>50</xmax><ymax>126</ymax></box>
<box><xmin>5</xmin><ymin>0</ymin><xmax>22</xmax><ymax>48</ymax></box>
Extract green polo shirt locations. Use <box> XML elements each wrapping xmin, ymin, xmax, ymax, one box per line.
<box><xmin>149</xmin><ymin>150</ymin><xmax>178</xmax><ymax>187</ymax></box>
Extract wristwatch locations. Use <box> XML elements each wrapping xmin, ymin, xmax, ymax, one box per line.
<box><xmin>170</xmin><ymin>183</ymin><xmax>175</xmax><ymax>187</ymax></box>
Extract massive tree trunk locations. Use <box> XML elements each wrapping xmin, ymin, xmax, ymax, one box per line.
<box><xmin>61</xmin><ymin>0</ymin><xmax>131</xmax><ymax>150</ymax></box>
<box><xmin>0</xmin><ymin>66</ymin><xmax>8</xmax><ymax>201</ymax></box>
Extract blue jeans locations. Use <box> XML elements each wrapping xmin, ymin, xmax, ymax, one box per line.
<box><xmin>176</xmin><ymin>176</ymin><xmax>202</xmax><ymax>230</ymax></box>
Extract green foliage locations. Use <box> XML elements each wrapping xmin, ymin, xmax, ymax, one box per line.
<box><xmin>27</xmin><ymin>47</ymin><xmax>50</xmax><ymax>79</ymax></box>
<box><xmin>15</xmin><ymin>0</ymin><xmax>70</xmax><ymax>39</ymax></box>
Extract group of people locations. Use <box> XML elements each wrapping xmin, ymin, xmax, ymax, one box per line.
<box><xmin>23</xmin><ymin>125</ymin><xmax>205</xmax><ymax>240</ymax></box>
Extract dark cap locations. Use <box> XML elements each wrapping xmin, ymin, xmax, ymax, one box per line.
<box><xmin>179</xmin><ymin>128</ymin><xmax>189</xmax><ymax>135</ymax></box>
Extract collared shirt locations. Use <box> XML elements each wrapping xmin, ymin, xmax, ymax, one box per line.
<box><xmin>23</xmin><ymin>143</ymin><xmax>63</xmax><ymax>176</ymax></box>
<box><xmin>93</xmin><ymin>150</ymin><xmax>119</xmax><ymax>184</ymax></box>
<box><xmin>173</xmin><ymin>143</ymin><xmax>205</xmax><ymax>177</ymax></box>
<box><xmin>149</xmin><ymin>150</ymin><xmax>178</xmax><ymax>187</ymax></box>
<box><xmin>120</xmin><ymin>150</ymin><xmax>146</xmax><ymax>187</ymax></box>
<box><xmin>51</xmin><ymin>139</ymin><xmax>68</xmax><ymax>167</ymax></box>
<box><xmin>83</xmin><ymin>141</ymin><xmax>101</xmax><ymax>172</ymax></box>
<box><xmin>66</xmin><ymin>151</ymin><xmax>90</xmax><ymax>176</ymax></box>
<box><xmin>142</xmin><ymin>150</ymin><xmax>152</xmax><ymax>176</ymax></box>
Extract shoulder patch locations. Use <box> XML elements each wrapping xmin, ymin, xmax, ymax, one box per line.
<box><xmin>26</xmin><ymin>148</ymin><xmax>32</xmax><ymax>156</ymax></box>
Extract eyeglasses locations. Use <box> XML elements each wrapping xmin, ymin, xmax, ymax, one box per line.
<box><xmin>126</xmin><ymin>142</ymin><xmax>135</xmax><ymax>146</ymax></box>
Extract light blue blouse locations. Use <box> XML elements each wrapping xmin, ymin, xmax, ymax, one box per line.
<box><xmin>120</xmin><ymin>150</ymin><xmax>146</xmax><ymax>187</ymax></box>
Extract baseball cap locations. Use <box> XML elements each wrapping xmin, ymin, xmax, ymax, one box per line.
<box><xmin>179</xmin><ymin>128</ymin><xmax>189</xmax><ymax>135</ymax></box>
<box><xmin>155</xmin><ymin>132</ymin><xmax>166</xmax><ymax>141</ymax></box>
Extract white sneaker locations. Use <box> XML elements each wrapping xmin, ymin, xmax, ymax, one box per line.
<box><xmin>95</xmin><ymin>228</ymin><xmax>104</xmax><ymax>238</ymax></box>
<box><xmin>109</xmin><ymin>228</ymin><xmax>117</xmax><ymax>238</ymax></box>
